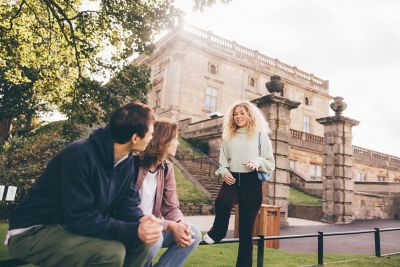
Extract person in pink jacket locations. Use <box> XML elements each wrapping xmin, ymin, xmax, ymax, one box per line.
<box><xmin>135</xmin><ymin>119</ymin><xmax>201</xmax><ymax>267</ymax></box>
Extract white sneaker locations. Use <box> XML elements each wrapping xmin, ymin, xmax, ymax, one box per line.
<box><xmin>202</xmin><ymin>233</ymin><xmax>215</xmax><ymax>244</ymax></box>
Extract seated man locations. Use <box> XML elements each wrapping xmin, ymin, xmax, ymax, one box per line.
<box><xmin>5</xmin><ymin>101</ymin><xmax>163</xmax><ymax>267</ymax></box>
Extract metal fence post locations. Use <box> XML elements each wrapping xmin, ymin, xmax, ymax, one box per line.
<box><xmin>318</xmin><ymin>231</ymin><xmax>324</xmax><ymax>265</ymax></box>
<box><xmin>257</xmin><ymin>235</ymin><xmax>265</xmax><ymax>267</ymax></box>
<box><xmin>374</xmin><ymin>228</ymin><xmax>381</xmax><ymax>257</ymax></box>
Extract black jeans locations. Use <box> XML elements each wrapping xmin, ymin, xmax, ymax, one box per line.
<box><xmin>208</xmin><ymin>171</ymin><xmax>262</xmax><ymax>267</ymax></box>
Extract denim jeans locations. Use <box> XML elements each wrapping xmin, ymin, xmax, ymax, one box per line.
<box><xmin>145</xmin><ymin>224</ymin><xmax>201</xmax><ymax>267</ymax></box>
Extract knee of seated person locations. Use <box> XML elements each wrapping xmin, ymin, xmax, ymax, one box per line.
<box><xmin>151</xmin><ymin>234</ymin><xmax>164</xmax><ymax>251</ymax></box>
<box><xmin>190</xmin><ymin>225</ymin><xmax>201</xmax><ymax>245</ymax></box>
<box><xmin>100</xmin><ymin>241</ymin><xmax>126</xmax><ymax>265</ymax></box>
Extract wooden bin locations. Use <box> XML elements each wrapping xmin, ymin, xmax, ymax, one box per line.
<box><xmin>234</xmin><ymin>204</ymin><xmax>280</xmax><ymax>248</ymax></box>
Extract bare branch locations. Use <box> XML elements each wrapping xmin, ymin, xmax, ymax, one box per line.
<box><xmin>1</xmin><ymin>0</ymin><xmax>27</xmax><ymax>31</ymax></box>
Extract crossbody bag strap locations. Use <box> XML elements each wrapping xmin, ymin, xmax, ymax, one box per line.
<box><xmin>258</xmin><ymin>132</ymin><xmax>262</xmax><ymax>157</ymax></box>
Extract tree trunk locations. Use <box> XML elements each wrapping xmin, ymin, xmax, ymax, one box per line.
<box><xmin>0</xmin><ymin>118</ymin><xmax>12</xmax><ymax>142</ymax></box>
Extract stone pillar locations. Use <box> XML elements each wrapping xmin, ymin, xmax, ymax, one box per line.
<box><xmin>253</xmin><ymin>94</ymin><xmax>300</xmax><ymax>226</ymax></box>
<box><xmin>317</xmin><ymin>97</ymin><xmax>359</xmax><ymax>224</ymax></box>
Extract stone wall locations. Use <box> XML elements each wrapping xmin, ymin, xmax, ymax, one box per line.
<box><xmin>180</xmin><ymin>201</ymin><xmax>214</xmax><ymax>216</ymax></box>
<box><xmin>290</xmin><ymin>171</ymin><xmax>323</xmax><ymax>198</ymax></box>
<box><xmin>353</xmin><ymin>192</ymin><xmax>399</xmax><ymax>220</ymax></box>
<box><xmin>288</xmin><ymin>205</ymin><xmax>323</xmax><ymax>221</ymax></box>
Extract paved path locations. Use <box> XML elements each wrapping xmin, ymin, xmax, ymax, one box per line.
<box><xmin>185</xmin><ymin>215</ymin><xmax>400</xmax><ymax>255</ymax></box>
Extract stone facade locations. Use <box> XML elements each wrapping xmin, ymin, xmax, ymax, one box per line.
<box><xmin>317</xmin><ymin>115</ymin><xmax>360</xmax><ymax>223</ymax></box>
<box><xmin>353</xmin><ymin>192</ymin><xmax>399</xmax><ymax>220</ymax></box>
<box><xmin>136</xmin><ymin>24</ymin><xmax>400</xmax><ymax>222</ymax></box>
<box><xmin>135</xmin><ymin>24</ymin><xmax>331</xmax><ymax>136</ymax></box>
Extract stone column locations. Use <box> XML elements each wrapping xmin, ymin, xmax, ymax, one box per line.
<box><xmin>253</xmin><ymin>93</ymin><xmax>300</xmax><ymax>226</ymax></box>
<box><xmin>317</xmin><ymin>97</ymin><xmax>359</xmax><ymax>224</ymax></box>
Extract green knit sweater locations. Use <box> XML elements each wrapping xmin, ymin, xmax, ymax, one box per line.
<box><xmin>215</xmin><ymin>127</ymin><xmax>275</xmax><ymax>177</ymax></box>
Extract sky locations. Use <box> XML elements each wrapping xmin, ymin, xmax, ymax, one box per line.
<box><xmin>175</xmin><ymin>0</ymin><xmax>400</xmax><ymax>157</ymax></box>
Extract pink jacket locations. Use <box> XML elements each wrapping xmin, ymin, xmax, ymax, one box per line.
<box><xmin>135</xmin><ymin>161</ymin><xmax>184</xmax><ymax>230</ymax></box>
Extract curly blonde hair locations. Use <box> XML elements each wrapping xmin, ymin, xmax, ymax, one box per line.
<box><xmin>222</xmin><ymin>101</ymin><xmax>270</xmax><ymax>140</ymax></box>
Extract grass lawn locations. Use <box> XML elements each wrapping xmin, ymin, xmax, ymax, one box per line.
<box><xmin>289</xmin><ymin>187</ymin><xmax>322</xmax><ymax>206</ymax></box>
<box><xmin>2</xmin><ymin>224</ymin><xmax>400</xmax><ymax>266</ymax></box>
<box><xmin>178</xmin><ymin>136</ymin><xmax>203</xmax><ymax>158</ymax></box>
<box><xmin>174</xmin><ymin>165</ymin><xmax>211</xmax><ymax>204</ymax></box>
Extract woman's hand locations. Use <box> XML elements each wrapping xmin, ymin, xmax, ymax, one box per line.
<box><xmin>244</xmin><ymin>161</ymin><xmax>258</xmax><ymax>171</ymax></box>
<box><xmin>169</xmin><ymin>222</ymin><xmax>194</xmax><ymax>248</ymax></box>
<box><xmin>223</xmin><ymin>172</ymin><xmax>236</xmax><ymax>185</ymax></box>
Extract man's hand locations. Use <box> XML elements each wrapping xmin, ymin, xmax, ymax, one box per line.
<box><xmin>223</xmin><ymin>172</ymin><xmax>236</xmax><ymax>185</ymax></box>
<box><xmin>138</xmin><ymin>215</ymin><xmax>163</xmax><ymax>244</ymax></box>
<box><xmin>169</xmin><ymin>221</ymin><xmax>194</xmax><ymax>247</ymax></box>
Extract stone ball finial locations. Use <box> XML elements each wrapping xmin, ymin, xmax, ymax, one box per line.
<box><xmin>266</xmin><ymin>75</ymin><xmax>284</xmax><ymax>94</ymax></box>
<box><xmin>330</xmin><ymin>96</ymin><xmax>347</xmax><ymax>116</ymax></box>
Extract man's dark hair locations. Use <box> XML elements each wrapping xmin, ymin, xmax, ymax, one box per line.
<box><xmin>110</xmin><ymin>101</ymin><xmax>154</xmax><ymax>144</ymax></box>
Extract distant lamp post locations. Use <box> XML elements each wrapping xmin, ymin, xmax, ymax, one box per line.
<box><xmin>266</xmin><ymin>75</ymin><xmax>284</xmax><ymax>94</ymax></box>
<box><xmin>330</xmin><ymin>96</ymin><xmax>347</xmax><ymax>116</ymax></box>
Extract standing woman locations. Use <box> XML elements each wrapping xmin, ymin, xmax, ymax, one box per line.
<box><xmin>135</xmin><ymin>119</ymin><xmax>201</xmax><ymax>267</ymax></box>
<box><xmin>203</xmin><ymin>101</ymin><xmax>275</xmax><ymax>267</ymax></box>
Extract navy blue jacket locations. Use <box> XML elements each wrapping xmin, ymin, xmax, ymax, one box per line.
<box><xmin>9</xmin><ymin>126</ymin><xmax>143</xmax><ymax>246</ymax></box>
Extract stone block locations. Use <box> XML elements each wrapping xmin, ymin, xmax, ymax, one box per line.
<box><xmin>275</xmin><ymin>155</ymin><xmax>289</xmax><ymax>170</ymax></box>
<box><xmin>324</xmin><ymin>156</ymin><xmax>334</xmax><ymax>165</ymax></box>
<box><xmin>325</xmin><ymin>135</ymin><xmax>335</xmax><ymax>145</ymax></box>
<box><xmin>344</xmin><ymin>179</ymin><xmax>354</xmax><ymax>190</ymax></box>
<box><xmin>324</xmin><ymin>145</ymin><xmax>334</xmax><ymax>155</ymax></box>
<box><xmin>275</xmin><ymin>143</ymin><xmax>289</xmax><ymax>156</ymax></box>
<box><xmin>334</xmin><ymin>154</ymin><xmax>353</xmax><ymax>166</ymax></box>
<box><xmin>323</xmin><ymin>202</ymin><xmax>334</xmax><ymax>214</ymax></box>
<box><xmin>333</xmin><ymin>203</ymin><xmax>344</xmax><ymax>214</ymax></box>
<box><xmin>324</xmin><ymin>189</ymin><xmax>334</xmax><ymax>201</ymax></box>
<box><xmin>274</xmin><ymin>170</ymin><xmax>289</xmax><ymax>184</ymax></box>
<box><xmin>268</xmin><ymin>184</ymin><xmax>290</xmax><ymax>199</ymax></box>
<box><xmin>323</xmin><ymin>179</ymin><xmax>334</xmax><ymax>190</ymax></box>
<box><xmin>344</xmin><ymin>202</ymin><xmax>354</xmax><ymax>216</ymax></box>
<box><xmin>334</xmin><ymin>166</ymin><xmax>344</xmax><ymax>177</ymax></box>
<box><xmin>324</xmin><ymin>164</ymin><xmax>334</xmax><ymax>177</ymax></box>
<box><xmin>275</xmin><ymin>129</ymin><xmax>290</xmax><ymax>142</ymax></box>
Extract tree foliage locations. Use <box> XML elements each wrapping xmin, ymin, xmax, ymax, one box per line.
<box><xmin>0</xmin><ymin>0</ymin><xmax>228</xmax><ymax>142</ymax></box>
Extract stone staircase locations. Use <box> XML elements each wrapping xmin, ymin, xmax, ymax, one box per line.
<box><xmin>180</xmin><ymin>159</ymin><xmax>222</xmax><ymax>200</ymax></box>
<box><xmin>175</xmin><ymin>143</ymin><xmax>222</xmax><ymax>201</ymax></box>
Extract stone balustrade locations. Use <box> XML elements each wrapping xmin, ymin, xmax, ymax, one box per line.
<box><xmin>181</xmin><ymin>24</ymin><xmax>328</xmax><ymax>90</ymax></box>
<box><xmin>353</xmin><ymin>145</ymin><xmax>400</xmax><ymax>169</ymax></box>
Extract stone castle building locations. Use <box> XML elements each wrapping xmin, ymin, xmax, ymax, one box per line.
<box><xmin>136</xmin><ymin>24</ymin><xmax>400</xmax><ymax>222</ymax></box>
<box><xmin>135</xmin><ymin>24</ymin><xmax>330</xmax><ymax>137</ymax></box>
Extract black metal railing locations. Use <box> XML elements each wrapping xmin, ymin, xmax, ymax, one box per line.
<box><xmin>2</xmin><ymin>227</ymin><xmax>400</xmax><ymax>267</ymax></box>
<box><xmin>200</xmin><ymin>227</ymin><xmax>400</xmax><ymax>267</ymax></box>
<box><xmin>177</xmin><ymin>139</ymin><xmax>220</xmax><ymax>180</ymax></box>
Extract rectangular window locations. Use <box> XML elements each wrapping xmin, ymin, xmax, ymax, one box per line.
<box><xmin>303</xmin><ymin>115</ymin><xmax>310</xmax><ymax>133</ymax></box>
<box><xmin>154</xmin><ymin>90</ymin><xmax>161</xmax><ymax>108</ymax></box>
<box><xmin>289</xmin><ymin>160</ymin><xmax>296</xmax><ymax>171</ymax></box>
<box><xmin>377</xmin><ymin>175</ymin><xmax>386</xmax><ymax>182</ymax></box>
<box><xmin>356</xmin><ymin>172</ymin><xmax>366</xmax><ymax>181</ymax></box>
<box><xmin>309</xmin><ymin>164</ymin><xmax>321</xmax><ymax>179</ymax></box>
<box><xmin>204</xmin><ymin>87</ymin><xmax>218</xmax><ymax>112</ymax></box>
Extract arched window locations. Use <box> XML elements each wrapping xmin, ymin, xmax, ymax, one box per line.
<box><xmin>249</xmin><ymin>77</ymin><xmax>256</xmax><ymax>87</ymax></box>
<box><xmin>305</xmin><ymin>97</ymin><xmax>310</xmax><ymax>105</ymax></box>
<box><xmin>208</xmin><ymin>63</ymin><xmax>218</xmax><ymax>75</ymax></box>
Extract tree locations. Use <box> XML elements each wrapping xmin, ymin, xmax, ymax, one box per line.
<box><xmin>0</xmin><ymin>0</ymin><xmax>228</xmax><ymax>140</ymax></box>
<box><xmin>0</xmin><ymin>66</ymin><xmax>43</xmax><ymax>141</ymax></box>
